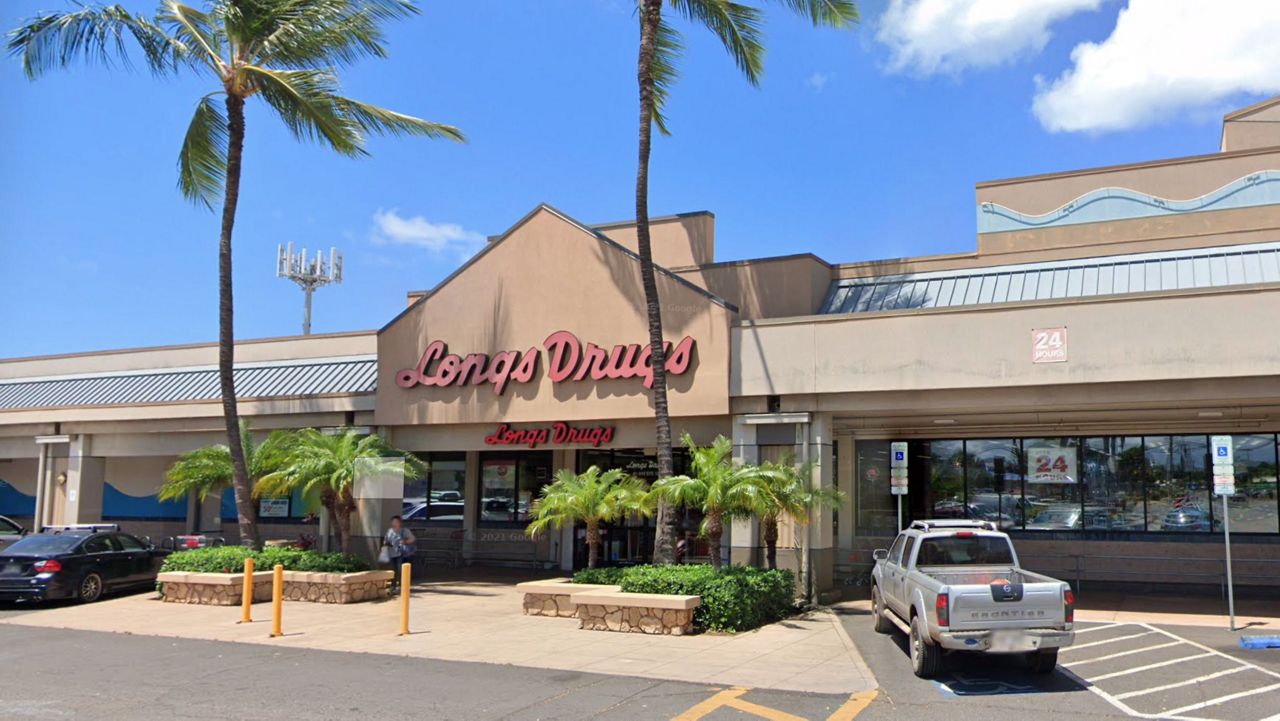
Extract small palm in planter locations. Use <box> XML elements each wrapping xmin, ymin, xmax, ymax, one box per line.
<box><xmin>525</xmin><ymin>466</ymin><xmax>652</xmax><ymax>568</ymax></box>
<box><xmin>649</xmin><ymin>434</ymin><xmax>773</xmax><ymax>571</ymax></box>
<box><xmin>753</xmin><ymin>459</ymin><xmax>845</xmax><ymax>571</ymax></box>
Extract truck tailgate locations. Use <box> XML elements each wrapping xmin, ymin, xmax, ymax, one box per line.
<box><xmin>948</xmin><ymin>581</ymin><xmax>1065</xmax><ymax>630</ymax></box>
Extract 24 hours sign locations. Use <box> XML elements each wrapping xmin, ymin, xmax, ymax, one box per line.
<box><xmin>1029</xmin><ymin>445</ymin><xmax>1077</xmax><ymax>484</ymax></box>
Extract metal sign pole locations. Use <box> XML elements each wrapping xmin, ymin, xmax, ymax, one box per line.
<box><xmin>1223</xmin><ymin>494</ymin><xmax>1235</xmax><ymax>632</ymax></box>
<box><xmin>897</xmin><ymin>495</ymin><xmax>903</xmax><ymax>531</ymax></box>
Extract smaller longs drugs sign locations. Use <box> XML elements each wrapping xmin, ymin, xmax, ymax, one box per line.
<box><xmin>396</xmin><ymin>330</ymin><xmax>696</xmax><ymax>395</ymax></box>
<box><xmin>484</xmin><ymin>422</ymin><xmax>615</xmax><ymax>449</ymax></box>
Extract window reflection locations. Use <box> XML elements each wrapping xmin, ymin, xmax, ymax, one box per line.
<box><xmin>965</xmin><ymin>440</ymin><xmax>1022</xmax><ymax>530</ymax></box>
<box><xmin>855</xmin><ymin>441</ymin><xmax>895</xmax><ymax>535</ymax></box>
<box><xmin>1082</xmin><ymin>437</ymin><xmax>1146</xmax><ymax>531</ymax></box>
<box><xmin>1153</xmin><ymin>436</ymin><xmax>1214</xmax><ymax>532</ymax></box>
<box><xmin>1227</xmin><ymin>434</ymin><xmax>1279</xmax><ymax>534</ymax></box>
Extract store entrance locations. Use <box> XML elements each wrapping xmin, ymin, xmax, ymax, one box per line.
<box><xmin>571</xmin><ymin>448</ymin><xmax>694</xmax><ymax>569</ymax></box>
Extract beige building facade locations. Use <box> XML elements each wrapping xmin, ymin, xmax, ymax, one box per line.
<box><xmin>2</xmin><ymin>101</ymin><xmax>1278</xmax><ymax>591</ymax></box>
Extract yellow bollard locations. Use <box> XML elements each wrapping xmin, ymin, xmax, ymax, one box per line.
<box><xmin>239</xmin><ymin>557</ymin><xmax>255</xmax><ymax>624</ymax></box>
<box><xmin>270</xmin><ymin>563</ymin><xmax>284</xmax><ymax>638</ymax></box>
<box><xmin>398</xmin><ymin>562</ymin><xmax>411</xmax><ymax>636</ymax></box>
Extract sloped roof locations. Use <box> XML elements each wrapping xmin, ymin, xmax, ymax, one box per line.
<box><xmin>0</xmin><ymin>356</ymin><xmax>376</xmax><ymax>411</ymax></box>
<box><xmin>820</xmin><ymin>242</ymin><xmax>1280</xmax><ymax>315</ymax></box>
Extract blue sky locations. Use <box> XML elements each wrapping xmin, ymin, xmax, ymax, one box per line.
<box><xmin>2</xmin><ymin>0</ymin><xmax>1276</xmax><ymax>358</ymax></box>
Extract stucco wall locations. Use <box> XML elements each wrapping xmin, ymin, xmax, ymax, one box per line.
<box><xmin>377</xmin><ymin>208</ymin><xmax>734</xmax><ymax>426</ymax></box>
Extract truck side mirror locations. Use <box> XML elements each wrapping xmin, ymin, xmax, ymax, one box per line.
<box><xmin>872</xmin><ymin>548</ymin><xmax>889</xmax><ymax>562</ymax></box>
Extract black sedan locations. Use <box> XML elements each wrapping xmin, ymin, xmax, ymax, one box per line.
<box><xmin>0</xmin><ymin>526</ymin><xmax>169</xmax><ymax>603</ymax></box>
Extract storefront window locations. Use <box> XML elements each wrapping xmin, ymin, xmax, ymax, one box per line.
<box><xmin>404</xmin><ymin>453</ymin><xmax>466</xmax><ymax>524</ymax></box>
<box><xmin>1227</xmin><ymin>434</ymin><xmax>1279</xmax><ymax>534</ymax></box>
<box><xmin>1147</xmin><ymin>435</ymin><xmax>1214</xmax><ymax>532</ymax></box>
<box><xmin>480</xmin><ymin>451</ymin><xmax>552</xmax><ymax>525</ymax></box>
<box><xmin>1023</xmin><ymin>437</ymin><xmax>1081</xmax><ymax>531</ymax></box>
<box><xmin>855</xmin><ymin>440</ymin><xmax>895</xmax><ymax>535</ymax></box>
<box><xmin>966</xmin><ymin>439</ymin><xmax>1022</xmax><ymax>530</ymax></box>
<box><xmin>1082</xmin><ymin>437</ymin><xmax>1146</xmax><ymax>531</ymax></box>
<box><xmin>912</xmin><ymin>440</ymin><xmax>963</xmax><ymax>522</ymax></box>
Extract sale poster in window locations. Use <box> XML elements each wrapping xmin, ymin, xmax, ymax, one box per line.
<box><xmin>1029</xmin><ymin>446</ymin><xmax>1077</xmax><ymax>484</ymax></box>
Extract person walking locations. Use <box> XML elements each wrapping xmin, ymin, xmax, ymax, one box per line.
<box><xmin>383</xmin><ymin>515</ymin><xmax>416</xmax><ymax>592</ymax></box>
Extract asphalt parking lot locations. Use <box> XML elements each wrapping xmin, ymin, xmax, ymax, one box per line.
<box><xmin>836</xmin><ymin>602</ymin><xmax>1280</xmax><ymax>721</ymax></box>
<box><xmin>1059</xmin><ymin>621</ymin><xmax>1280</xmax><ymax>721</ymax></box>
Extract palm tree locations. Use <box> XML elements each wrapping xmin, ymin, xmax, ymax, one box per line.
<box><xmin>754</xmin><ymin>459</ymin><xmax>844</xmax><ymax>571</ymax></box>
<box><xmin>158</xmin><ymin>421</ymin><xmax>296</xmax><ymax>506</ymax></box>
<box><xmin>256</xmin><ymin>427</ymin><xmax>427</xmax><ymax>553</ymax></box>
<box><xmin>9</xmin><ymin>1</ymin><xmax>463</xmax><ymax>548</ymax></box>
<box><xmin>525</xmin><ymin>466</ymin><xmax>653</xmax><ymax>569</ymax></box>
<box><xmin>649</xmin><ymin>433</ymin><xmax>772</xmax><ymax>570</ymax></box>
<box><xmin>630</xmin><ymin>0</ymin><xmax>858</xmax><ymax>563</ymax></box>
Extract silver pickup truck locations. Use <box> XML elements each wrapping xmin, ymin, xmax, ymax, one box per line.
<box><xmin>870</xmin><ymin>519</ymin><xmax>1075</xmax><ymax>678</ymax></box>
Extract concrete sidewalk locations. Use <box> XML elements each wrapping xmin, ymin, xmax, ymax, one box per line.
<box><xmin>1074</xmin><ymin>590</ymin><xmax>1279</xmax><ymax>629</ymax></box>
<box><xmin>0</xmin><ymin>578</ymin><xmax>877</xmax><ymax>695</ymax></box>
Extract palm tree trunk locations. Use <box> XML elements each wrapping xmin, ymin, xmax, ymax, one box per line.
<box><xmin>219</xmin><ymin>93</ymin><xmax>259</xmax><ymax>549</ymax></box>
<box><xmin>636</xmin><ymin>0</ymin><xmax>677</xmax><ymax>566</ymax></box>
<box><xmin>763</xmin><ymin>515</ymin><xmax>779</xmax><ymax>570</ymax></box>
<box><xmin>705</xmin><ymin>509</ymin><xmax>723</xmax><ymax>571</ymax></box>
<box><xmin>337</xmin><ymin>489</ymin><xmax>355</xmax><ymax>554</ymax></box>
<box><xmin>586</xmin><ymin>521</ymin><xmax>601</xmax><ymax>569</ymax></box>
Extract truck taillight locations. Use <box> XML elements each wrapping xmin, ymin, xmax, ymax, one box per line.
<box><xmin>33</xmin><ymin>560</ymin><xmax>62</xmax><ymax>573</ymax></box>
<box><xmin>1064</xmin><ymin>588</ymin><xmax>1075</xmax><ymax>623</ymax></box>
<box><xmin>936</xmin><ymin>592</ymin><xmax>950</xmax><ymax>627</ymax></box>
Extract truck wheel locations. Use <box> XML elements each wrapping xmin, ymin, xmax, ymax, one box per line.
<box><xmin>910</xmin><ymin>615</ymin><xmax>942</xmax><ymax>678</ymax></box>
<box><xmin>871</xmin><ymin>585</ymin><xmax>892</xmax><ymax>634</ymax></box>
<box><xmin>1027</xmin><ymin>649</ymin><xmax>1058</xmax><ymax>674</ymax></box>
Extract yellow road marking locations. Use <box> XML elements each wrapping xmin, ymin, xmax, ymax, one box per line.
<box><xmin>826</xmin><ymin>690</ymin><xmax>879</xmax><ymax>721</ymax></box>
<box><xmin>672</xmin><ymin>686</ymin><xmax>807</xmax><ymax>721</ymax></box>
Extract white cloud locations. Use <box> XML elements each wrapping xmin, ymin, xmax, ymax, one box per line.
<box><xmin>1033</xmin><ymin>0</ymin><xmax>1280</xmax><ymax>133</ymax></box>
<box><xmin>877</xmin><ymin>0</ymin><xmax>1101</xmax><ymax>75</ymax></box>
<box><xmin>805</xmin><ymin>71</ymin><xmax>830</xmax><ymax>92</ymax></box>
<box><xmin>370</xmin><ymin>208</ymin><xmax>485</xmax><ymax>256</ymax></box>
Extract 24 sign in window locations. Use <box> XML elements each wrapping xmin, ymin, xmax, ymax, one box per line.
<box><xmin>1032</xmin><ymin>327</ymin><xmax>1068</xmax><ymax>363</ymax></box>
<box><xmin>1029</xmin><ymin>447</ymin><xmax>1077</xmax><ymax>484</ymax></box>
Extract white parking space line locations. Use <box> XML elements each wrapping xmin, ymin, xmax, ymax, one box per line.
<box><xmin>1060</xmin><ymin>622</ymin><xmax>1280</xmax><ymax>721</ymax></box>
<box><xmin>1062</xmin><ymin>631</ymin><xmax>1155</xmax><ymax>652</ymax></box>
<box><xmin>1073</xmin><ymin>622</ymin><xmax>1123</xmax><ymax>634</ymax></box>
<box><xmin>1159</xmin><ymin>682</ymin><xmax>1280</xmax><ymax>717</ymax></box>
<box><xmin>1112</xmin><ymin>666</ymin><xmax>1249</xmax><ymax>699</ymax></box>
<box><xmin>1089</xmin><ymin>653</ymin><xmax>1216</xmax><ymax>682</ymax></box>
<box><xmin>1062</xmin><ymin>641</ymin><xmax>1182</xmax><ymax>667</ymax></box>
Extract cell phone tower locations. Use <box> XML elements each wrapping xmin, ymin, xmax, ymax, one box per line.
<box><xmin>276</xmin><ymin>243</ymin><xmax>343</xmax><ymax>335</ymax></box>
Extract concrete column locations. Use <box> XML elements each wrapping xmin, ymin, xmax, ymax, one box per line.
<box><xmin>32</xmin><ymin>443</ymin><xmax>47</xmax><ymax>532</ymax></box>
<box><xmin>806</xmin><ymin>413</ymin><xmax>836</xmax><ymax>595</ymax></box>
<box><xmin>836</xmin><ymin>434</ymin><xmax>855</xmax><ymax>566</ymax></box>
<box><xmin>64</xmin><ymin>435</ymin><xmax>105</xmax><ymax>524</ymax></box>
<box><xmin>729</xmin><ymin>417</ymin><xmax>759</xmax><ymax>568</ymax></box>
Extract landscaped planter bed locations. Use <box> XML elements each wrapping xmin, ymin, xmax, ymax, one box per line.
<box><xmin>157</xmin><ymin>570</ymin><xmax>394</xmax><ymax>605</ymax></box>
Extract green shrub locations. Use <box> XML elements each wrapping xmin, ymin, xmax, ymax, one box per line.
<box><xmin>572</xmin><ymin>566</ymin><xmax>626</xmax><ymax>585</ymax></box>
<box><xmin>618</xmin><ymin>564</ymin><xmax>796</xmax><ymax>633</ymax></box>
<box><xmin>159</xmin><ymin>546</ymin><xmax>371</xmax><ymax>575</ymax></box>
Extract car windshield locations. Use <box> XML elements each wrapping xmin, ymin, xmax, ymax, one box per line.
<box><xmin>0</xmin><ymin>517</ymin><xmax>21</xmax><ymax>534</ymax></box>
<box><xmin>916</xmin><ymin>536</ymin><xmax>1014</xmax><ymax>566</ymax></box>
<box><xmin>3</xmin><ymin>534</ymin><xmax>82</xmax><ymax>555</ymax></box>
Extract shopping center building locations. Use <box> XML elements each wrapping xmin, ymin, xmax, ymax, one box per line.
<box><xmin>2</xmin><ymin>99</ymin><xmax>1279</xmax><ymax>592</ymax></box>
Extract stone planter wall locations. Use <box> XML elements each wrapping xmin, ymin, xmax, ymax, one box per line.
<box><xmin>516</xmin><ymin>580</ymin><xmax>620</xmax><ymax>617</ymax></box>
<box><xmin>158</xmin><ymin>570</ymin><xmax>394</xmax><ymax>605</ymax></box>
<box><xmin>577</xmin><ymin>604</ymin><xmax>696</xmax><ymax>635</ymax></box>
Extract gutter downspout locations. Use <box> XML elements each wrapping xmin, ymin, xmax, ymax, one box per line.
<box><xmin>801</xmin><ymin>421</ymin><xmax>812</xmax><ymax>605</ymax></box>
<box><xmin>32</xmin><ymin>443</ymin><xmax>47</xmax><ymax>532</ymax></box>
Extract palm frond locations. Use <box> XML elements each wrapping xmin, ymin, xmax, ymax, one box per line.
<box><xmin>650</xmin><ymin>18</ymin><xmax>683</xmax><ymax>136</ymax></box>
<box><xmin>251</xmin><ymin>0</ymin><xmax>417</xmax><ymax>70</ymax></box>
<box><xmin>177</xmin><ymin>94</ymin><xmax>229</xmax><ymax>209</ymax></box>
<box><xmin>241</xmin><ymin>65</ymin><xmax>366</xmax><ymax>155</ymax></box>
<box><xmin>668</xmin><ymin>0</ymin><xmax>765</xmax><ymax>85</ymax></box>
<box><xmin>6</xmin><ymin>4</ymin><xmax>184</xmax><ymax>79</ymax></box>
<box><xmin>160</xmin><ymin>444</ymin><xmax>232</xmax><ymax>502</ymax></box>
<box><xmin>157</xmin><ymin>1</ymin><xmax>225</xmax><ymax>74</ymax></box>
<box><xmin>334</xmin><ymin>97</ymin><xmax>465</xmax><ymax>142</ymax></box>
<box><xmin>764</xmin><ymin>0</ymin><xmax>858</xmax><ymax>27</ymax></box>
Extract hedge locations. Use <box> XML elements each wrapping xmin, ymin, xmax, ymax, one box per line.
<box><xmin>574</xmin><ymin>564</ymin><xmax>796</xmax><ymax>633</ymax></box>
<box><xmin>159</xmin><ymin>546</ymin><xmax>371</xmax><ymax>575</ymax></box>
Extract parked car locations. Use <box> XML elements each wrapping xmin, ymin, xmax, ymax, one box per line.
<box><xmin>0</xmin><ymin>515</ymin><xmax>27</xmax><ymax>552</ymax></box>
<box><xmin>0</xmin><ymin>524</ymin><xmax>170</xmax><ymax>603</ymax></box>
<box><xmin>1161</xmin><ymin>507</ymin><xmax>1219</xmax><ymax>532</ymax></box>
<box><xmin>870</xmin><ymin>519</ymin><xmax>1075</xmax><ymax>678</ymax></box>
<box><xmin>1027</xmin><ymin>505</ymin><xmax>1082</xmax><ymax>530</ymax></box>
<box><xmin>403</xmin><ymin>501</ymin><xmax>465</xmax><ymax>522</ymax></box>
